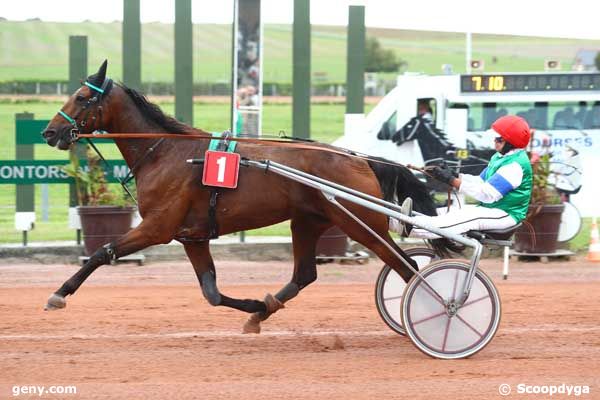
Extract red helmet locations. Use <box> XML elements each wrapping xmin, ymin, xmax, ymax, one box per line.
<box><xmin>491</xmin><ymin>115</ymin><xmax>531</xmax><ymax>148</ymax></box>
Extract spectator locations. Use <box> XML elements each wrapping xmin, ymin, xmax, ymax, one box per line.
<box><xmin>574</xmin><ymin>101</ymin><xmax>588</xmax><ymax>129</ymax></box>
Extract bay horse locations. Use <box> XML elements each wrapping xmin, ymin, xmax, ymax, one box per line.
<box><xmin>42</xmin><ymin>61</ymin><xmax>457</xmax><ymax>333</ymax></box>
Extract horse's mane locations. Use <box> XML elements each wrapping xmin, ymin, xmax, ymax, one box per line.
<box><xmin>378</xmin><ymin>116</ymin><xmax>452</xmax><ymax>147</ymax></box>
<box><xmin>400</xmin><ymin>116</ymin><xmax>452</xmax><ymax>145</ymax></box>
<box><xmin>430</xmin><ymin>120</ymin><xmax>448</xmax><ymax>141</ymax></box>
<box><xmin>428</xmin><ymin>123</ymin><xmax>451</xmax><ymax>143</ymax></box>
<box><xmin>120</xmin><ymin>84</ymin><xmax>203</xmax><ymax>134</ymax></box>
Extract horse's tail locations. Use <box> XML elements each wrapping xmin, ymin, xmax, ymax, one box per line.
<box><xmin>367</xmin><ymin>157</ymin><xmax>464</xmax><ymax>257</ymax></box>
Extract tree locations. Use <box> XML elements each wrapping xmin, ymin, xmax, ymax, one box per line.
<box><xmin>595</xmin><ymin>52</ymin><xmax>600</xmax><ymax>71</ymax></box>
<box><xmin>365</xmin><ymin>37</ymin><xmax>405</xmax><ymax>73</ymax></box>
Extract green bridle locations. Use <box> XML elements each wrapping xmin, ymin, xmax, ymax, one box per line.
<box><xmin>57</xmin><ymin>78</ymin><xmax>113</xmax><ymax>141</ymax></box>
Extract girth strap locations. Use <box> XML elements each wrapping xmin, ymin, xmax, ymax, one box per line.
<box><xmin>208</xmin><ymin>188</ymin><xmax>220</xmax><ymax>239</ymax></box>
<box><xmin>206</xmin><ymin>132</ymin><xmax>236</xmax><ymax>239</ymax></box>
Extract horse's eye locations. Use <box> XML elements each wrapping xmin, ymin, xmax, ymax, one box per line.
<box><xmin>76</xmin><ymin>95</ymin><xmax>86</xmax><ymax>103</ymax></box>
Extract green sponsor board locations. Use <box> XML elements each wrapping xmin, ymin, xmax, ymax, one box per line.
<box><xmin>16</xmin><ymin>120</ymin><xmax>51</xmax><ymax>144</ymax></box>
<box><xmin>0</xmin><ymin>160</ymin><xmax>129</xmax><ymax>184</ymax></box>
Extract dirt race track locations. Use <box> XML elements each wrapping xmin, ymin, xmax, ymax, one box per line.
<box><xmin>1</xmin><ymin>256</ymin><xmax>599</xmax><ymax>399</ymax></box>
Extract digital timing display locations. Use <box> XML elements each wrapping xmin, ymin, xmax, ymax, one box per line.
<box><xmin>460</xmin><ymin>73</ymin><xmax>600</xmax><ymax>93</ymax></box>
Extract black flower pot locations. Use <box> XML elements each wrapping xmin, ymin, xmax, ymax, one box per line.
<box><xmin>514</xmin><ymin>203</ymin><xmax>565</xmax><ymax>254</ymax></box>
<box><xmin>77</xmin><ymin>206</ymin><xmax>136</xmax><ymax>256</ymax></box>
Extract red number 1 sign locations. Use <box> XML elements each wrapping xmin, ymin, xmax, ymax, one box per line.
<box><xmin>202</xmin><ymin>150</ymin><xmax>241</xmax><ymax>189</ymax></box>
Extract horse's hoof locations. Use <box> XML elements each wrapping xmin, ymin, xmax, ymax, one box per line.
<box><xmin>242</xmin><ymin>319</ymin><xmax>261</xmax><ymax>334</ymax></box>
<box><xmin>44</xmin><ymin>294</ymin><xmax>66</xmax><ymax>311</ymax></box>
<box><xmin>264</xmin><ymin>293</ymin><xmax>284</xmax><ymax>314</ymax></box>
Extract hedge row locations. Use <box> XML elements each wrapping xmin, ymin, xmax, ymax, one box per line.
<box><xmin>0</xmin><ymin>80</ymin><xmax>364</xmax><ymax>96</ymax></box>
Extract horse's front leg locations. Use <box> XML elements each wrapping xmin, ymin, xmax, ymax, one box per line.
<box><xmin>184</xmin><ymin>241</ymin><xmax>269</xmax><ymax>314</ymax></box>
<box><xmin>45</xmin><ymin>218</ymin><xmax>176</xmax><ymax>310</ymax></box>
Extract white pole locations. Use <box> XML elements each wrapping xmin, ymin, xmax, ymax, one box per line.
<box><xmin>502</xmin><ymin>245</ymin><xmax>510</xmax><ymax>280</ymax></box>
<box><xmin>41</xmin><ymin>184</ymin><xmax>49</xmax><ymax>222</ymax></box>
<box><xmin>231</xmin><ymin>0</ymin><xmax>239</xmax><ymax>135</ymax></box>
<box><xmin>258</xmin><ymin>0</ymin><xmax>263</xmax><ymax>137</ymax></box>
<box><xmin>466</xmin><ymin>32</ymin><xmax>472</xmax><ymax>74</ymax></box>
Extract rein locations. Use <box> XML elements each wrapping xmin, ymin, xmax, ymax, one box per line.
<box><xmin>406</xmin><ymin>164</ymin><xmax>459</xmax><ymax>211</ymax></box>
<box><xmin>76</xmin><ymin>131</ymin><xmax>460</xmax><ymax>206</ymax></box>
<box><xmin>59</xmin><ymin>76</ymin><xmax>455</xmax><ymax>208</ymax></box>
<box><xmin>83</xmin><ymin>132</ymin><xmax>469</xmax><ymax>217</ymax></box>
<box><xmin>84</xmin><ymin>136</ymin><xmax>166</xmax><ymax>205</ymax></box>
<box><xmin>75</xmin><ymin>131</ymin><xmax>428</xmax><ymax>173</ymax></box>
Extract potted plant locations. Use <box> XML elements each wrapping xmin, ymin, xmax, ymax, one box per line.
<box><xmin>63</xmin><ymin>147</ymin><xmax>136</xmax><ymax>256</ymax></box>
<box><xmin>514</xmin><ymin>152</ymin><xmax>565</xmax><ymax>254</ymax></box>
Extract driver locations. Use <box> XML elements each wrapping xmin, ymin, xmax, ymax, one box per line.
<box><xmin>417</xmin><ymin>99</ymin><xmax>433</xmax><ymax>121</ymax></box>
<box><xmin>390</xmin><ymin>115</ymin><xmax>533</xmax><ymax>238</ymax></box>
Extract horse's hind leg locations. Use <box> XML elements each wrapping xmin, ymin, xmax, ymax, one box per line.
<box><xmin>184</xmin><ymin>241</ymin><xmax>268</xmax><ymax>314</ymax></box>
<box><xmin>361</xmin><ymin>231</ymin><xmax>416</xmax><ymax>282</ymax></box>
<box><xmin>243</xmin><ymin>217</ymin><xmax>330</xmax><ymax>334</ymax></box>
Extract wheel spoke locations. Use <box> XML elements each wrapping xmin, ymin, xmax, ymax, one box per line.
<box><xmin>383</xmin><ymin>294</ymin><xmax>403</xmax><ymax>301</ymax></box>
<box><xmin>412</xmin><ymin>310</ymin><xmax>447</xmax><ymax>325</ymax></box>
<box><xmin>455</xmin><ymin>314</ymin><xmax>484</xmax><ymax>338</ymax></box>
<box><xmin>441</xmin><ymin>315</ymin><xmax>452</xmax><ymax>352</ymax></box>
<box><xmin>460</xmin><ymin>294</ymin><xmax>490</xmax><ymax>309</ymax></box>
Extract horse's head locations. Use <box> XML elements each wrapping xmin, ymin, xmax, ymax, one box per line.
<box><xmin>42</xmin><ymin>60</ymin><xmax>114</xmax><ymax>150</ymax></box>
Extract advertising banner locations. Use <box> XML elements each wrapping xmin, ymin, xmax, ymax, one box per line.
<box><xmin>0</xmin><ymin>160</ymin><xmax>129</xmax><ymax>184</ymax></box>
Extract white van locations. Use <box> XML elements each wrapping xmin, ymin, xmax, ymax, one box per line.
<box><xmin>335</xmin><ymin>72</ymin><xmax>600</xmax><ymax>217</ymax></box>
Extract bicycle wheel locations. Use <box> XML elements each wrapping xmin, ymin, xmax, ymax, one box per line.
<box><xmin>401</xmin><ymin>259</ymin><xmax>501</xmax><ymax>359</ymax></box>
<box><xmin>374</xmin><ymin>247</ymin><xmax>437</xmax><ymax>335</ymax></box>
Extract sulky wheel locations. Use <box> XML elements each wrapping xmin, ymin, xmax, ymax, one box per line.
<box><xmin>401</xmin><ymin>259</ymin><xmax>501</xmax><ymax>359</ymax></box>
<box><xmin>375</xmin><ymin>247</ymin><xmax>438</xmax><ymax>335</ymax></box>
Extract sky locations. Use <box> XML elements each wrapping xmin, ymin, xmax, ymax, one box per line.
<box><xmin>2</xmin><ymin>0</ymin><xmax>600</xmax><ymax>40</ymax></box>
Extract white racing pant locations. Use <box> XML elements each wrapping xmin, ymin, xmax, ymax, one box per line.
<box><xmin>390</xmin><ymin>204</ymin><xmax>517</xmax><ymax>240</ymax></box>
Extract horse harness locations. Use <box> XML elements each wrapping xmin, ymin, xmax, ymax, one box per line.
<box><xmin>205</xmin><ymin>132</ymin><xmax>238</xmax><ymax>240</ymax></box>
<box><xmin>77</xmin><ymin>130</ymin><xmax>461</xmax><ymax>221</ymax></box>
<box><xmin>55</xmin><ymin>77</ymin><xmax>168</xmax><ymax>206</ymax></box>
<box><xmin>58</xmin><ymin>78</ymin><xmax>113</xmax><ymax>140</ymax></box>
<box><xmin>74</xmin><ymin>128</ymin><xmax>464</xmax><ymax>238</ymax></box>
<box><xmin>58</xmin><ymin>80</ymin><xmax>244</xmax><ymax>240</ymax></box>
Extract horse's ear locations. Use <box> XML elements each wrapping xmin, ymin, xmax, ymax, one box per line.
<box><xmin>87</xmin><ymin>60</ymin><xmax>108</xmax><ymax>86</ymax></box>
<box><xmin>96</xmin><ymin>60</ymin><xmax>108</xmax><ymax>82</ymax></box>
